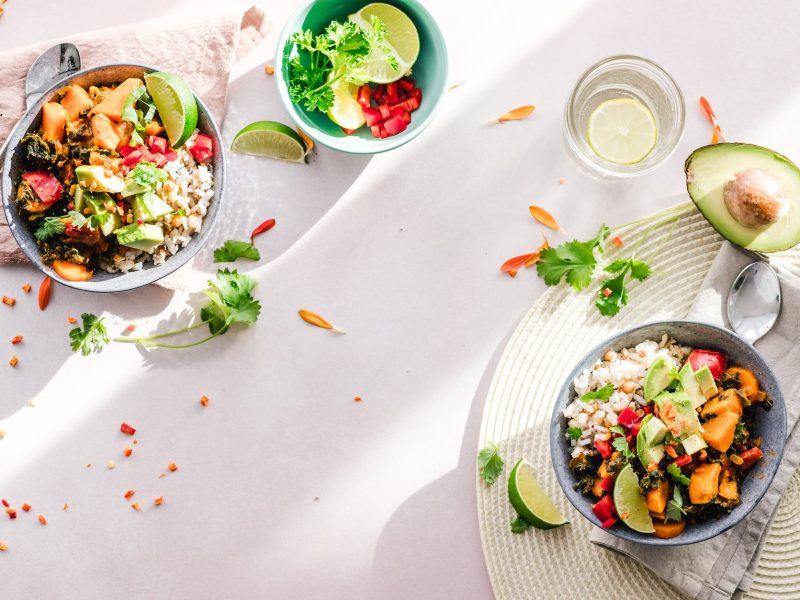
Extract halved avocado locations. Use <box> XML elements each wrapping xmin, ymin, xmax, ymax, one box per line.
<box><xmin>685</xmin><ymin>143</ymin><xmax>800</xmax><ymax>252</ymax></box>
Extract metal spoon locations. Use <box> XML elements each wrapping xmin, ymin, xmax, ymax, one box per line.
<box><xmin>0</xmin><ymin>43</ymin><xmax>81</xmax><ymax>162</ymax></box>
<box><xmin>727</xmin><ymin>261</ymin><xmax>782</xmax><ymax>344</ymax></box>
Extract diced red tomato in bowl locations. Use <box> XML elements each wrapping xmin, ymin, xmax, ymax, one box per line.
<box><xmin>189</xmin><ymin>133</ymin><xmax>214</xmax><ymax>163</ymax></box>
<box><xmin>22</xmin><ymin>172</ymin><xmax>62</xmax><ymax>207</ymax></box>
<box><xmin>354</xmin><ymin>77</ymin><xmax>423</xmax><ymax>139</ymax></box>
<box><xmin>688</xmin><ymin>349</ymin><xmax>727</xmax><ymax>380</ymax></box>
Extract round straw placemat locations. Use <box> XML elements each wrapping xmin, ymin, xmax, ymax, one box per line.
<box><xmin>477</xmin><ymin>203</ymin><xmax>800</xmax><ymax>600</ymax></box>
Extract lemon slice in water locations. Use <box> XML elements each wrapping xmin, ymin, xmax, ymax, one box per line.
<box><xmin>587</xmin><ymin>98</ymin><xmax>657</xmax><ymax>165</ymax></box>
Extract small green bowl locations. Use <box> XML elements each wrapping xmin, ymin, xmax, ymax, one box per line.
<box><xmin>275</xmin><ymin>0</ymin><xmax>448</xmax><ymax>154</ymax></box>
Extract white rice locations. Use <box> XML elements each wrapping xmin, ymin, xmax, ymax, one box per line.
<box><xmin>100</xmin><ymin>129</ymin><xmax>214</xmax><ymax>273</ymax></box>
<box><xmin>563</xmin><ymin>334</ymin><xmax>693</xmax><ymax>458</ymax></box>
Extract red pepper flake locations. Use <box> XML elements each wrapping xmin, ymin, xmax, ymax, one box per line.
<box><xmin>21</xmin><ymin>503</ymin><xmax>31</xmax><ymax>512</ymax></box>
<box><xmin>200</xmin><ymin>395</ymin><xmax>209</xmax><ymax>407</ymax></box>
<box><xmin>10</xmin><ymin>335</ymin><xmax>22</xmax><ymax>345</ymax></box>
<box><xmin>0</xmin><ymin>542</ymin><xmax>7</xmax><ymax>551</ymax></box>
<box><xmin>67</xmin><ymin>316</ymin><xmax>77</xmax><ymax>324</ymax></box>
<box><xmin>2</xmin><ymin>296</ymin><xmax>16</xmax><ymax>306</ymax></box>
<box><xmin>611</xmin><ymin>236</ymin><xmax>624</xmax><ymax>247</ymax></box>
<box><xmin>131</xmin><ymin>502</ymin><xmax>141</xmax><ymax>511</ymax></box>
<box><xmin>120</xmin><ymin>422</ymin><xmax>136</xmax><ymax>435</ymax></box>
<box><xmin>8</xmin><ymin>356</ymin><xmax>18</xmax><ymax>368</ymax></box>
<box><xmin>124</xmin><ymin>490</ymin><xmax>135</xmax><ymax>500</ymax></box>
<box><xmin>123</xmin><ymin>447</ymin><xmax>133</xmax><ymax>457</ymax></box>
<box><xmin>133</xmin><ymin>439</ymin><xmax>138</xmax><ymax>445</ymax></box>
<box><xmin>63</xmin><ymin>503</ymin><xmax>68</xmax><ymax>512</ymax></box>
<box><xmin>6</xmin><ymin>508</ymin><xmax>16</xmax><ymax>519</ymax></box>
<box><xmin>38</xmin><ymin>276</ymin><xmax>52</xmax><ymax>311</ymax></box>
<box><xmin>154</xmin><ymin>496</ymin><xmax>164</xmax><ymax>506</ymax></box>
<box><xmin>38</xmin><ymin>515</ymin><xmax>47</xmax><ymax>526</ymax></box>
<box><xmin>168</xmin><ymin>462</ymin><xmax>178</xmax><ymax>472</ymax></box>
<box><xmin>21</xmin><ymin>283</ymin><xmax>32</xmax><ymax>293</ymax></box>
<box><xmin>354</xmin><ymin>395</ymin><xmax>362</xmax><ymax>402</ymax></box>
<box><xmin>125</xmin><ymin>324</ymin><xmax>136</xmax><ymax>333</ymax></box>
<box><xmin>602</xmin><ymin>287</ymin><xmax>613</xmax><ymax>298</ymax></box>
<box><xmin>1</xmin><ymin>499</ymin><xmax>8</xmax><ymax>507</ymax></box>
<box><xmin>85</xmin><ymin>463</ymin><xmax>92</xmax><ymax>468</ymax></box>
<box><xmin>250</xmin><ymin>218</ymin><xmax>276</xmax><ymax>245</ymax></box>
<box><xmin>264</xmin><ymin>64</ymin><xmax>274</xmax><ymax>75</ymax></box>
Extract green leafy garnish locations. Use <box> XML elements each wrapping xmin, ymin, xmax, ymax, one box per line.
<box><xmin>129</xmin><ymin>161</ymin><xmax>167</xmax><ymax>189</ymax></box>
<box><xmin>567</xmin><ymin>426</ymin><xmax>582</xmax><ymax>440</ymax></box>
<box><xmin>596</xmin><ymin>258</ymin><xmax>652</xmax><ymax>317</ymax></box>
<box><xmin>510</xmin><ymin>517</ymin><xmax>531</xmax><ymax>533</ymax></box>
<box><xmin>213</xmin><ymin>240</ymin><xmax>261</xmax><ymax>263</ymax></box>
<box><xmin>665</xmin><ymin>485</ymin><xmax>687</xmax><ymax>523</ymax></box>
<box><xmin>67</xmin><ymin>210</ymin><xmax>111</xmax><ymax>231</ymax></box>
<box><xmin>611</xmin><ymin>435</ymin><xmax>635</xmax><ymax>459</ymax></box>
<box><xmin>537</xmin><ymin>225</ymin><xmax>610</xmax><ymax>290</ymax></box>
<box><xmin>69</xmin><ymin>313</ymin><xmax>109</xmax><ymax>356</ymax></box>
<box><xmin>609</xmin><ymin>425</ymin><xmax>625</xmax><ymax>436</ymax></box>
<box><xmin>287</xmin><ymin>16</ymin><xmax>398</xmax><ymax>113</ymax></box>
<box><xmin>581</xmin><ymin>383</ymin><xmax>614</xmax><ymax>402</ymax></box>
<box><xmin>666</xmin><ymin>462</ymin><xmax>691</xmax><ymax>486</ymax></box>
<box><xmin>121</xmin><ymin>86</ymin><xmax>158</xmax><ymax>147</ymax></box>
<box><xmin>477</xmin><ymin>442</ymin><xmax>504</xmax><ymax>485</ymax></box>
<box><xmin>34</xmin><ymin>216</ymin><xmax>66</xmax><ymax>241</ymax></box>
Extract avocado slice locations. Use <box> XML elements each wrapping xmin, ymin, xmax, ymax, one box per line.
<box><xmin>694</xmin><ymin>365</ymin><xmax>718</xmax><ymax>400</ymax></box>
<box><xmin>132</xmin><ymin>192</ymin><xmax>172</xmax><ymax>223</ymax></box>
<box><xmin>75</xmin><ymin>165</ymin><xmax>125</xmax><ymax>194</ymax></box>
<box><xmin>686</xmin><ymin>143</ymin><xmax>800</xmax><ymax>252</ymax></box>
<box><xmin>115</xmin><ymin>223</ymin><xmax>164</xmax><ymax>251</ymax></box>
<box><xmin>681</xmin><ymin>433</ymin><xmax>707</xmax><ymax>455</ymax></box>
<box><xmin>678</xmin><ymin>362</ymin><xmax>706</xmax><ymax>409</ymax></box>
<box><xmin>636</xmin><ymin>414</ymin><xmax>667</xmax><ymax>467</ymax></box>
<box><xmin>644</xmin><ymin>355</ymin><xmax>676</xmax><ymax>401</ymax></box>
<box><xmin>121</xmin><ymin>178</ymin><xmax>150</xmax><ymax>198</ymax></box>
<box><xmin>84</xmin><ymin>192</ymin><xmax>122</xmax><ymax>236</ymax></box>
<box><xmin>654</xmin><ymin>391</ymin><xmax>703</xmax><ymax>438</ymax></box>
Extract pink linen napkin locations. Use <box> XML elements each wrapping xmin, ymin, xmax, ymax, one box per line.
<box><xmin>0</xmin><ymin>5</ymin><xmax>270</xmax><ymax>268</ymax></box>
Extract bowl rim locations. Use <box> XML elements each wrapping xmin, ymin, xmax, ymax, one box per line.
<box><xmin>274</xmin><ymin>0</ymin><xmax>450</xmax><ymax>155</ymax></box>
<box><xmin>1</xmin><ymin>62</ymin><xmax>226</xmax><ymax>293</ymax></box>
<box><xmin>549</xmin><ymin>319</ymin><xmax>787</xmax><ymax>546</ymax></box>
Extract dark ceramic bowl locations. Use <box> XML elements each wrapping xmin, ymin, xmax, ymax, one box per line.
<box><xmin>550</xmin><ymin>320</ymin><xmax>786</xmax><ymax>546</ymax></box>
<box><xmin>1</xmin><ymin>63</ymin><xmax>225</xmax><ymax>292</ymax></box>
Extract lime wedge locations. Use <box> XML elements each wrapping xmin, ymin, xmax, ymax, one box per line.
<box><xmin>327</xmin><ymin>78</ymin><xmax>366</xmax><ymax>130</ymax></box>
<box><xmin>587</xmin><ymin>98</ymin><xmax>657</xmax><ymax>165</ymax></box>
<box><xmin>613</xmin><ymin>464</ymin><xmax>655</xmax><ymax>533</ymax></box>
<box><xmin>231</xmin><ymin>121</ymin><xmax>307</xmax><ymax>163</ymax></box>
<box><xmin>508</xmin><ymin>459</ymin><xmax>569</xmax><ymax>529</ymax></box>
<box><xmin>348</xmin><ymin>3</ymin><xmax>420</xmax><ymax>84</ymax></box>
<box><xmin>144</xmin><ymin>71</ymin><xmax>198</xmax><ymax>148</ymax></box>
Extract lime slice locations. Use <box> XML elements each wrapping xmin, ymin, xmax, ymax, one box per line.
<box><xmin>508</xmin><ymin>459</ymin><xmax>569</xmax><ymax>529</ymax></box>
<box><xmin>231</xmin><ymin>121</ymin><xmax>307</xmax><ymax>163</ymax></box>
<box><xmin>613</xmin><ymin>464</ymin><xmax>655</xmax><ymax>533</ymax></box>
<box><xmin>348</xmin><ymin>3</ymin><xmax>420</xmax><ymax>84</ymax></box>
<box><xmin>144</xmin><ymin>71</ymin><xmax>198</xmax><ymax>148</ymax></box>
<box><xmin>587</xmin><ymin>98</ymin><xmax>657</xmax><ymax>165</ymax></box>
<box><xmin>326</xmin><ymin>79</ymin><xmax>366</xmax><ymax>130</ymax></box>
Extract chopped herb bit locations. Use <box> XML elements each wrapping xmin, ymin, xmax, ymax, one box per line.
<box><xmin>129</xmin><ymin>161</ymin><xmax>167</xmax><ymax>189</ymax></box>
<box><xmin>609</xmin><ymin>425</ymin><xmax>626</xmax><ymax>435</ymax></box>
<box><xmin>34</xmin><ymin>216</ymin><xmax>66</xmax><ymax>241</ymax></box>
<box><xmin>581</xmin><ymin>383</ymin><xmax>614</xmax><ymax>402</ymax></box>
<box><xmin>213</xmin><ymin>240</ymin><xmax>261</xmax><ymax>263</ymax></box>
<box><xmin>69</xmin><ymin>313</ymin><xmax>109</xmax><ymax>356</ymax></box>
<box><xmin>667</xmin><ymin>462</ymin><xmax>691</xmax><ymax>486</ymax></box>
<box><xmin>665</xmin><ymin>485</ymin><xmax>687</xmax><ymax>522</ymax></box>
<box><xmin>567</xmin><ymin>426</ymin><xmax>582</xmax><ymax>440</ymax></box>
<box><xmin>477</xmin><ymin>442</ymin><xmax>504</xmax><ymax>485</ymax></box>
<box><xmin>511</xmin><ymin>517</ymin><xmax>531</xmax><ymax>533</ymax></box>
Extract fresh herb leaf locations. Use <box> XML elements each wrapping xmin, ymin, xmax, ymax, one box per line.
<box><xmin>581</xmin><ymin>383</ymin><xmax>614</xmax><ymax>402</ymax></box>
<box><xmin>567</xmin><ymin>426</ymin><xmax>582</xmax><ymax>440</ymax></box>
<box><xmin>477</xmin><ymin>442</ymin><xmax>504</xmax><ymax>485</ymax></box>
<box><xmin>596</xmin><ymin>256</ymin><xmax>652</xmax><ymax>317</ymax></box>
<box><xmin>129</xmin><ymin>162</ymin><xmax>167</xmax><ymax>189</ymax></box>
<box><xmin>609</xmin><ymin>425</ymin><xmax>626</xmax><ymax>436</ymax></box>
<box><xmin>667</xmin><ymin>462</ymin><xmax>691</xmax><ymax>486</ymax></box>
<box><xmin>121</xmin><ymin>86</ymin><xmax>157</xmax><ymax>147</ymax></box>
<box><xmin>213</xmin><ymin>240</ymin><xmax>261</xmax><ymax>263</ymax></box>
<box><xmin>199</xmin><ymin>269</ymin><xmax>262</xmax><ymax>335</ymax></box>
<box><xmin>69</xmin><ymin>313</ymin><xmax>109</xmax><ymax>356</ymax></box>
<box><xmin>511</xmin><ymin>517</ymin><xmax>531</xmax><ymax>533</ymax></box>
<box><xmin>536</xmin><ymin>224</ymin><xmax>610</xmax><ymax>291</ymax></box>
<box><xmin>665</xmin><ymin>485</ymin><xmax>687</xmax><ymax>523</ymax></box>
<box><xmin>66</xmin><ymin>210</ymin><xmax>110</xmax><ymax>231</ymax></box>
<box><xmin>630</xmin><ymin>260</ymin><xmax>652</xmax><ymax>281</ymax></box>
<box><xmin>34</xmin><ymin>216</ymin><xmax>66</xmax><ymax>241</ymax></box>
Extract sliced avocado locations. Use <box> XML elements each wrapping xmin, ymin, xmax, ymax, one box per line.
<box><xmin>636</xmin><ymin>414</ymin><xmax>666</xmax><ymax>467</ymax></box>
<box><xmin>75</xmin><ymin>165</ymin><xmax>125</xmax><ymax>194</ymax></box>
<box><xmin>679</xmin><ymin>362</ymin><xmax>706</xmax><ymax>409</ymax></box>
<box><xmin>681</xmin><ymin>433</ymin><xmax>707</xmax><ymax>455</ymax></box>
<box><xmin>685</xmin><ymin>143</ymin><xmax>800</xmax><ymax>252</ymax></box>
<box><xmin>132</xmin><ymin>192</ymin><xmax>172</xmax><ymax>223</ymax></box>
<box><xmin>121</xmin><ymin>178</ymin><xmax>150</xmax><ymax>198</ymax></box>
<box><xmin>643</xmin><ymin>416</ymin><xmax>668</xmax><ymax>446</ymax></box>
<box><xmin>644</xmin><ymin>355</ymin><xmax>676</xmax><ymax>401</ymax></box>
<box><xmin>73</xmin><ymin>185</ymin><xmax>86</xmax><ymax>213</ymax></box>
<box><xmin>84</xmin><ymin>192</ymin><xmax>122</xmax><ymax>236</ymax></box>
<box><xmin>694</xmin><ymin>366</ymin><xmax>718</xmax><ymax>400</ymax></box>
<box><xmin>654</xmin><ymin>391</ymin><xmax>703</xmax><ymax>438</ymax></box>
<box><xmin>115</xmin><ymin>223</ymin><xmax>164</xmax><ymax>251</ymax></box>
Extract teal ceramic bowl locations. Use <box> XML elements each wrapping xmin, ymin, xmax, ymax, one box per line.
<box><xmin>275</xmin><ymin>0</ymin><xmax>448</xmax><ymax>154</ymax></box>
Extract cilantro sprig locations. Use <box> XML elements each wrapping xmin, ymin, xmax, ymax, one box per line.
<box><xmin>129</xmin><ymin>162</ymin><xmax>167</xmax><ymax>189</ymax></box>
<box><xmin>537</xmin><ymin>225</ymin><xmax>610</xmax><ymax>291</ymax></box>
<box><xmin>477</xmin><ymin>442</ymin><xmax>505</xmax><ymax>485</ymax></box>
<box><xmin>666</xmin><ymin>462</ymin><xmax>691</xmax><ymax>486</ymax></box>
<box><xmin>665</xmin><ymin>485</ymin><xmax>688</xmax><ymax>522</ymax></box>
<box><xmin>596</xmin><ymin>258</ymin><xmax>651</xmax><ymax>317</ymax></box>
<box><xmin>69</xmin><ymin>313</ymin><xmax>109</xmax><ymax>356</ymax></box>
<box><xmin>213</xmin><ymin>240</ymin><xmax>261</xmax><ymax>263</ymax></box>
<box><xmin>121</xmin><ymin>86</ymin><xmax>158</xmax><ymax>147</ymax></box>
<box><xmin>580</xmin><ymin>383</ymin><xmax>614</xmax><ymax>402</ymax></box>
<box><xmin>34</xmin><ymin>216</ymin><xmax>66</xmax><ymax>241</ymax></box>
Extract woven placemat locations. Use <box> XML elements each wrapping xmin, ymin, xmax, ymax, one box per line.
<box><xmin>476</xmin><ymin>203</ymin><xmax>800</xmax><ymax>600</ymax></box>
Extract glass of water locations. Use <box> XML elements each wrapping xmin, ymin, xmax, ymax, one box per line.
<box><xmin>564</xmin><ymin>55</ymin><xmax>685</xmax><ymax>178</ymax></box>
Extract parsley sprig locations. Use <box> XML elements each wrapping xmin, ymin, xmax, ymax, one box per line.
<box><xmin>477</xmin><ymin>442</ymin><xmax>505</xmax><ymax>485</ymax></box>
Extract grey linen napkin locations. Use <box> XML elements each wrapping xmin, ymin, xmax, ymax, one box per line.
<box><xmin>590</xmin><ymin>241</ymin><xmax>800</xmax><ymax>600</ymax></box>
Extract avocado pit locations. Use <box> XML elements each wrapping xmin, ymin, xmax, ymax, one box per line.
<box><xmin>723</xmin><ymin>168</ymin><xmax>789</xmax><ymax>228</ymax></box>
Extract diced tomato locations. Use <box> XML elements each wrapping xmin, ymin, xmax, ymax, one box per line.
<box><xmin>118</xmin><ymin>145</ymin><xmax>136</xmax><ymax>157</ymax></box>
<box><xmin>122</xmin><ymin>150</ymin><xmax>143</xmax><ymax>167</ymax></box>
<box><xmin>740</xmin><ymin>447</ymin><xmax>763</xmax><ymax>470</ymax></box>
<box><xmin>592</xmin><ymin>494</ymin><xmax>617</xmax><ymax>522</ymax></box>
<box><xmin>601</xmin><ymin>516</ymin><xmax>617</xmax><ymax>529</ymax></box>
<box><xmin>357</xmin><ymin>85</ymin><xmax>371</xmax><ymax>107</ymax></box>
<box><xmin>147</xmin><ymin>135</ymin><xmax>169</xmax><ymax>154</ymax></box>
<box><xmin>628</xmin><ymin>421</ymin><xmax>642</xmax><ymax>439</ymax></box>
<box><xmin>373</xmin><ymin>84</ymin><xmax>384</xmax><ymax>101</ymax></box>
<box><xmin>401</xmin><ymin>110</ymin><xmax>411</xmax><ymax>124</ymax></box>
<box><xmin>617</xmin><ymin>407</ymin><xmax>640</xmax><ymax>429</ymax></box>
<box><xmin>189</xmin><ymin>133</ymin><xmax>214</xmax><ymax>163</ymax></box>
<box><xmin>120</xmin><ymin>422</ymin><xmax>136</xmax><ymax>435</ymax></box>
<box><xmin>383</xmin><ymin>116</ymin><xmax>407</xmax><ymax>136</ymax></box>
<box><xmin>379</xmin><ymin>126</ymin><xmax>389</xmax><ymax>139</ymax></box>
<box><xmin>398</xmin><ymin>78</ymin><xmax>415</xmax><ymax>91</ymax></box>
<box><xmin>378</xmin><ymin>104</ymin><xmax>391</xmax><ymax>120</ymax></box>
<box><xmin>164</xmin><ymin>150</ymin><xmax>178</xmax><ymax>162</ymax></box>
<box><xmin>625</xmin><ymin>433</ymin><xmax>634</xmax><ymax>445</ymax></box>
<box><xmin>385</xmin><ymin>82</ymin><xmax>399</xmax><ymax>103</ymax></box>
<box><xmin>370</xmin><ymin>125</ymin><xmax>381</xmax><ymax>138</ymax></box>
<box><xmin>362</xmin><ymin>106</ymin><xmax>383</xmax><ymax>127</ymax></box>
<box><xmin>641</xmin><ymin>404</ymin><xmax>653</xmax><ymax>415</ymax></box>
<box><xmin>688</xmin><ymin>350</ymin><xmax>727</xmax><ymax>380</ymax></box>
<box><xmin>404</xmin><ymin>96</ymin><xmax>421</xmax><ymax>112</ymax></box>
<box><xmin>600</xmin><ymin>477</ymin><xmax>615</xmax><ymax>493</ymax></box>
<box><xmin>673</xmin><ymin>454</ymin><xmax>692</xmax><ymax>468</ymax></box>
<box><xmin>594</xmin><ymin>438</ymin><xmax>612</xmax><ymax>459</ymax></box>
<box><xmin>22</xmin><ymin>172</ymin><xmax>62</xmax><ymax>206</ymax></box>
